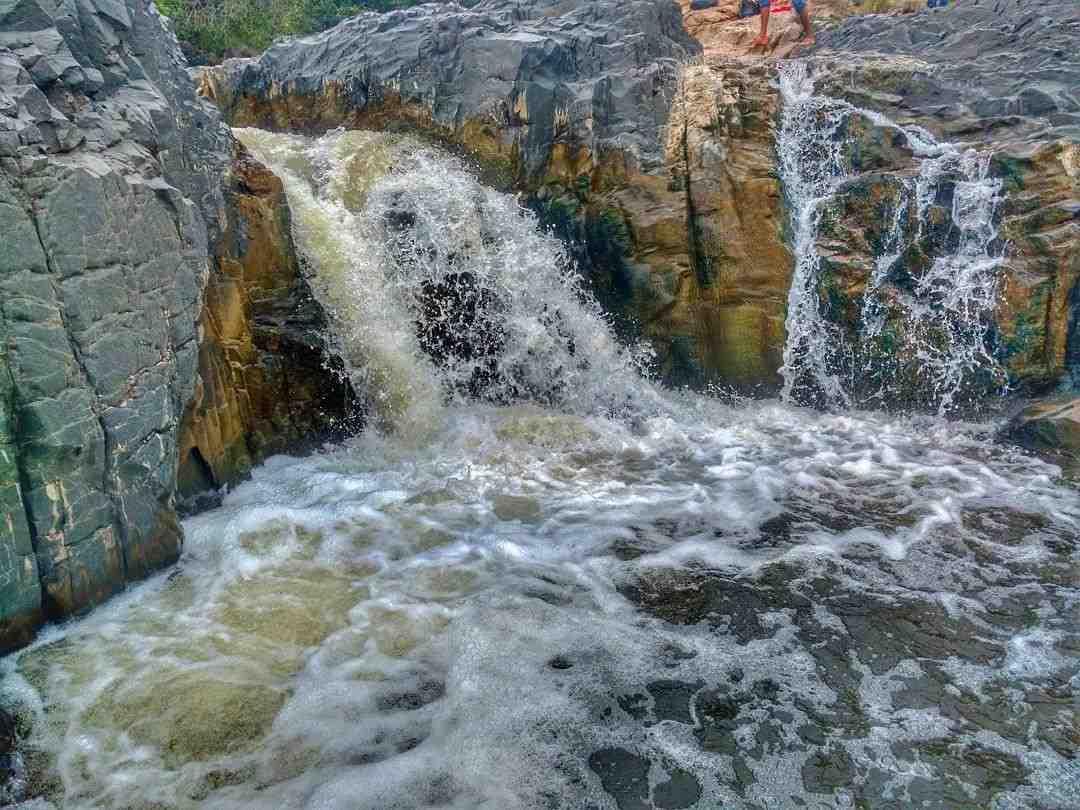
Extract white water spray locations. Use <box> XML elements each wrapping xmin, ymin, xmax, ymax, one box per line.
<box><xmin>776</xmin><ymin>62</ymin><xmax>1006</xmax><ymax>413</ymax></box>
<box><xmin>3</xmin><ymin>125</ymin><xmax>1077</xmax><ymax>810</ymax></box>
<box><xmin>237</xmin><ymin>128</ymin><xmax>658</xmax><ymax>436</ymax></box>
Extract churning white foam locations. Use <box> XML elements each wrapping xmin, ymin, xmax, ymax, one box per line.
<box><xmin>4</xmin><ymin>399</ymin><xmax>1078</xmax><ymax>809</ymax></box>
<box><xmin>237</xmin><ymin>128</ymin><xmax>658</xmax><ymax>438</ymax></box>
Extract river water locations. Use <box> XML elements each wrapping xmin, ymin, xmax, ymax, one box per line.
<box><xmin>0</xmin><ymin>125</ymin><xmax>1077</xmax><ymax>810</ymax></box>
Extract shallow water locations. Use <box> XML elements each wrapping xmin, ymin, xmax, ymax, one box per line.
<box><xmin>3</xmin><ymin>399</ymin><xmax>1078</xmax><ymax>809</ymax></box>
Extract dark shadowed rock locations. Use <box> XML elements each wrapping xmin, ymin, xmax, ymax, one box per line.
<box><xmin>1002</xmin><ymin>396</ymin><xmax>1080</xmax><ymax>460</ymax></box>
<box><xmin>0</xmin><ymin>706</ymin><xmax>14</xmax><ymax>755</ymax></box>
<box><xmin>176</xmin><ymin>141</ymin><xmax>360</xmax><ymax>503</ymax></box>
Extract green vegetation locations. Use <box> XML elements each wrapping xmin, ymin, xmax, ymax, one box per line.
<box><xmin>155</xmin><ymin>0</ymin><xmax>429</xmax><ymax>64</ymax></box>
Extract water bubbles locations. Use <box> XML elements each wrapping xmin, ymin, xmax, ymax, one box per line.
<box><xmin>5</xmin><ymin>122</ymin><xmax>1073</xmax><ymax>810</ymax></box>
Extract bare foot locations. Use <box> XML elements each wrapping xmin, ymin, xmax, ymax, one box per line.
<box><xmin>751</xmin><ymin>34</ymin><xmax>769</xmax><ymax>48</ymax></box>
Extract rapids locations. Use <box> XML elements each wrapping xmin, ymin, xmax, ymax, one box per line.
<box><xmin>1</xmin><ymin>128</ymin><xmax>1077</xmax><ymax>810</ymax></box>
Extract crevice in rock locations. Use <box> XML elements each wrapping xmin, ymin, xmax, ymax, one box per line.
<box><xmin>2</xmin><ymin>351</ymin><xmax>38</xmax><ymax>586</ymax></box>
<box><xmin>1064</xmin><ymin>275</ymin><xmax>1080</xmax><ymax>389</ymax></box>
<box><xmin>678</xmin><ymin>95</ymin><xmax>711</xmax><ymax>290</ymax></box>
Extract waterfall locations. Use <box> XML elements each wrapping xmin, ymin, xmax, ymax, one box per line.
<box><xmin>9</xmin><ymin>126</ymin><xmax>1079</xmax><ymax>810</ymax></box>
<box><xmin>776</xmin><ymin>62</ymin><xmax>1006</xmax><ymax>414</ymax></box>
<box><xmin>776</xmin><ymin>62</ymin><xmax>856</xmax><ymax>410</ymax></box>
<box><xmin>236</xmin><ymin>128</ymin><xmax>658</xmax><ymax>435</ymax></box>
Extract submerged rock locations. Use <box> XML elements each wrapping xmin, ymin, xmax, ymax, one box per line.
<box><xmin>0</xmin><ymin>707</ymin><xmax>13</xmax><ymax>755</ymax></box>
<box><xmin>0</xmin><ymin>705</ymin><xmax>20</xmax><ymax>804</ymax></box>
<box><xmin>1003</xmin><ymin>396</ymin><xmax>1080</xmax><ymax>459</ymax></box>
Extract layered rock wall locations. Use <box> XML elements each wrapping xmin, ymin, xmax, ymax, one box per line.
<box><xmin>0</xmin><ymin>0</ymin><xmax>355</xmax><ymax>652</ymax></box>
<box><xmin>0</xmin><ymin>0</ymin><xmax>228</xmax><ymax>650</ymax></box>
<box><xmin>199</xmin><ymin>0</ymin><xmax>1079</xmax><ymax>405</ymax></box>
<box><xmin>807</xmin><ymin>0</ymin><xmax>1080</xmax><ymax>401</ymax></box>
<box><xmin>198</xmin><ymin>0</ymin><xmax>801</xmax><ymax>390</ymax></box>
<box><xmin>177</xmin><ymin>141</ymin><xmax>359</xmax><ymax>503</ymax></box>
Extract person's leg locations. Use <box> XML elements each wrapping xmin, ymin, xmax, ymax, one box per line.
<box><xmin>752</xmin><ymin>0</ymin><xmax>771</xmax><ymax>47</ymax></box>
<box><xmin>794</xmin><ymin>0</ymin><xmax>814</xmax><ymax>43</ymax></box>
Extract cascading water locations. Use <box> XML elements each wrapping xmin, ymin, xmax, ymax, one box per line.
<box><xmin>777</xmin><ymin>61</ymin><xmax>1007</xmax><ymax>414</ymax></box>
<box><xmin>235</xmin><ymin>128</ymin><xmax>658</xmax><ymax>435</ymax></box>
<box><xmin>776</xmin><ymin>61</ymin><xmax>856</xmax><ymax>410</ymax></box>
<box><xmin>1</xmin><ymin>127</ymin><xmax>1077</xmax><ymax>810</ymax></box>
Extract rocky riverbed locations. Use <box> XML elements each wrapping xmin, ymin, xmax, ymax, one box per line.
<box><xmin>1</xmin><ymin>0</ymin><xmax>1078</xmax><ymax>806</ymax></box>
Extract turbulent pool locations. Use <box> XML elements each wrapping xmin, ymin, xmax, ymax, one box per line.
<box><xmin>1</xmin><ymin>127</ymin><xmax>1077</xmax><ymax>810</ymax></box>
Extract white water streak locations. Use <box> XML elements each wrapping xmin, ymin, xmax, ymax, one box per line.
<box><xmin>238</xmin><ymin>128</ymin><xmax>659</xmax><ymax>436</ymax></box>
<box><xmin>777</xmin><ymin>62</ymin><xmax>1006</xmax><ymax>413</ymax></box>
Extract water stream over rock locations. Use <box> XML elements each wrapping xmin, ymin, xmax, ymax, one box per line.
<box><xmin>1</xmin><ymin>128</ymin><xmax>1077</xmax><ymax>810</ymax></box>
<box><xmin>777</xmin><ymin>62</ymin><xmax>1008</xmax><ymax>415</ymax></box>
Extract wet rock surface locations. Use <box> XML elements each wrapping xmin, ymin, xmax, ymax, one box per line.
<box><xmin>805</xmin><ymin>0</ymin><xmax>1080</xmax><ymax>402</ymax></box>
<box><xmin>1003</xmin><ymin>395</ymin><xmax>1080</xmax><ymax>463</ymax></box>
<box><xmin>0</xmin><ymin>0</ymin><xmax>358</xmax><ymax>651</ymax></box>
<box><xmin>0</xmin><ymin>704</ymin><xmax>22</xmax><ymax>804</ymax></box>
<box><xmin>176</xmin><ymin>141</ymin><xmax>360</xmax><ymax>503</ymax></box>
<box><xmin>200</xmin><ymin>0</ymin><xmax>772</xmax><ymax>390</ymax></box>
<box><xmin>607</xmin><ymin>504</ymin><xmax>1080</xmax><ymax>808</ymax></box>
<box><xmin>0</xmin><ymin>0</ymin><xmax>230</xmax><ymax>650</ymax></box>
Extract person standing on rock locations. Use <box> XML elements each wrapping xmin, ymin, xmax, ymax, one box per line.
<box><xmin>750</xmin><ymin>0</ymin><xmax>814</xmax><ymax>49</ymax></box>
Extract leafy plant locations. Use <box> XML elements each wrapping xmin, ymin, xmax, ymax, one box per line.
<box><xmin>155</xmin><ymin>0</ymin><xmax>432</xmax><ymax>64</ymax></box>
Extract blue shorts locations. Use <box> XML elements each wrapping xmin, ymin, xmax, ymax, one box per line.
<box><xmin>760</xmin><ymin>0</ymin><xmax>806</xmax><ymax>12</ymax></box>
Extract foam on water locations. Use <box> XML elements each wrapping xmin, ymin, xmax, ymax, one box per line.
<box><xmin>2</xmin><ymin>129</ymin><xmax>1077</xmax><ymax>809</ymax></box>
<box><xmin>3</xmin><ymin>401</ymin><xmax>1078</xmax><ymax>809</ymax></box>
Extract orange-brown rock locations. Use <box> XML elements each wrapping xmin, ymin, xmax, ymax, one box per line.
<box><xmin>197</xmin><ymin>0</ymin><xmax>797</xmax><ymax>391</ymax></box>
<box><xmin>177</xmin><ymin>143</ymin><xmax>360</xmax><ymax>502</ymax></box>
<box><xmin>680</xmin><ymin>0</ymin><xmax>919</xmax><ymax>59</ymax></box>
<box><xmin>657</xmin><ymin>60</ymin><xmax>791</xmax><ymax>389</ymax></box>
<box><xmin>995</xmin><ymin>140</ymin><xmax>1080</xmax><ymax>392</ymax></box>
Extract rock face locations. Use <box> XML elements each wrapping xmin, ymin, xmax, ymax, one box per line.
<box><xmin>199</xmin><ymin>0</ymin><xmax>793</xmax><ymax>389</ymax></box>
<box><xmin>176</xmin><ymin>141</ymin><xmax>359</xmax><ymax>504</ymax></box>
<box><xmin>653</xmin><ymin>59</ymin><xmax>791</xmax><ymax>389</ymax></box>
<box><xmin>1004</xmin><ymin>396</ymin><xmax>1080</xmax><ymax>460</ymax></box>
<box><xmin>198</xmin><ymin>0</ymin><xmax>1080</xmax><ymax>401</ymax></box>
<box><xmin>0</xmin><ymin>0</ymin><xmax>228</xmax><ymax>650</ymax></box>
<box><xmin>785</xmin><ymin>0</ymin><xmax>1080</xmax><ymax>407</ymax></box>
<box><xmin>0</xmin><ymin>0</ymin><xmax>356</xmax><ymax>652</ymax></box>
<box><xmin>195</xmin><ymin>0</ymin><xmax>798</xmax><ymax>390</ymax></box>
